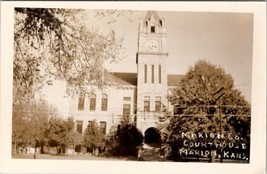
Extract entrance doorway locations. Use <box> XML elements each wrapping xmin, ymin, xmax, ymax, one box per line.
<box><xmin>144</xmin><ymin>127</ymin><xmax>161</xmax><ymax>145</ymax></box>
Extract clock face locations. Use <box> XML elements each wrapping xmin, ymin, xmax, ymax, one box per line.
<box><xmin>147</xmin><ymin>40</ymin><xmax>159</xmax><ymax>52</ymax></box>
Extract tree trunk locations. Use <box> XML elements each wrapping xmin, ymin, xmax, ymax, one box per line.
<box><xmin>93</xmin><ymin>147</ymin><xmax>99</xmax><ymax>156</ymax></box>
<box><xmin>57</xmin><ymin>146</ymin><xmax>60</xmax><ymax>154</ymax></box>
<box><xmin>40</xmin><ymin>145</ymin><xmax>44</xmax><ymax>154</ymax></box>
<box><xmin>35</xmin><ymin>143</ymin><xmax>37</xmax><ymax>153</ymax></box>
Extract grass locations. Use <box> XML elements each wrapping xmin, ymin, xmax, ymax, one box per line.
<box><xmin>12</xmin><ymin>153</ymin><xmax>249</xmax><ymax>163</ymax></box>
<box><xmin>12</xmin><ymin>153</ymin><xmax>137</xmax><ymax>161</ymax></box>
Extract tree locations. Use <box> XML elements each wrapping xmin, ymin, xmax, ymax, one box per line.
<box><xmin>68</xmin><ymin>131</ymin><xmax>83</xmax><ymax>154</ymax></box>
<box><xmin>13</xmin><ymin>8</ymin><xmax>123</xmax><ymax>101</ymax></box>
<box><xmin>106</xmin><ymin>116</ymin><xmax>143</xmax><ymax>157</ymax></box>
<box><xmin>66</xmin><ymin>118</ymin><xmax>83</xmax><ymax>154</ymax></box>
<box><xmin>159</xmin><ymin>60</ymin><xmax>251</xmax><ymax>161</ymax></box>
<box><xmin>44</xmin><ymin>116</ymin><xmax>76</xmax><ymax>154</ymax></box>
<box><xmin>12</xmin><ymin>96</ymin><xmax>79</xmax><ymax>155</ymax></box>
<box><xmin>82</xmin><ymin>120</ymin><xmax>105</xmax><ymax>156</ymax></box>
<box><xmin>12</xmin><ymin>98</ymin><xmax>32</xmax><ymax>154</ymax></box>
<box><xmin>12</xmin><ymin>99</ymin><xmax>56</xmax><ymax>154</ymax></box>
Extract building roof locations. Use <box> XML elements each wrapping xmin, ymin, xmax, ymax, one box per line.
<box><xmin>105</xmin><ymin>72</ymin><xmax>135</xmax><ymax>86</ymax></box>
<box><xmin>111</xmin><ymin>72</ymin><xmax>184</xmax><ymax>87</ymax></box>
<box><xmin>112</xmin><ymin>72</ymin><xmax>138</xmax><ymax>86</ymax></box>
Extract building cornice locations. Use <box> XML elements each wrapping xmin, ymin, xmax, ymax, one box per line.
<box><xmin>137</xmin><ymin>52</ymin><xmax>169</xmax><ymax>56</ymax></box>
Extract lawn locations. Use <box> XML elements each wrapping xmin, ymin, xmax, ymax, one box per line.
<box><xmin>12</xmin><ymin>153</ymin><xmax>138</xmax><ymax>161</ymax></box>
<box><xmin>12</xmin><ymin>153</ymin><xmax>248</xmax><ymax>163</ymax></box>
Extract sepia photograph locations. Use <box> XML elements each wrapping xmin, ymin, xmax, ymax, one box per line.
<box><xmin>1</xmin><ymin>2</ymin><xmax>266</xmax><ymax>174</ymax></box>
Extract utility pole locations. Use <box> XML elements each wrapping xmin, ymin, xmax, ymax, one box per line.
<box><xmin>213</xmin><ymin>87</ymin><xmax>225</xmax><ymax>163</ymax></box>
<box><xmin>219</xmin><ymin>97</ymin><xmax>223</xmax><ymax>163</ymax></box>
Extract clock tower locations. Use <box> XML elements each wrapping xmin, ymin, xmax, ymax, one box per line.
<box><xmin>136</xmin><ymin>11</ymin><xmax>168</xmax><ymax>132</ymax></box>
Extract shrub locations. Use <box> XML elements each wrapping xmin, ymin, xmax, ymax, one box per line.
<box><xmin>106</xmin><ymin>123</ymin><xmax>143</xmax><ymax>157</ymax></box>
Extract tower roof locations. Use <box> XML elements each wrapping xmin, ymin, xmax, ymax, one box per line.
<box><xmin>143</xmin><ymin>11</ymin><xmax>161</xmax><ymax>26</ymax></box>
<box><xmin>144</xmin><ymin>11</ymin><xmax>161</xmax><ymax>21</ymax></box>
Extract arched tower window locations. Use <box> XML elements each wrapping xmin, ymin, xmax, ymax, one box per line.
<box><xmin>158</xmin><ymin>65</ymin><xmax>161</xmax><ymax>84</ymax></box>
<box><xmin>151</xmin><ymin>26</ymin><xmax>155</xmax><ymax>33</ymax></box>
<box><xmin>144</xmin><ymin>64</ymin><xmax>147</xmax><ymax>83</ymax></box>
<box><xmin>152</xmin><ymin>65</ymin><xmax>154</xmax><ymax>83</ymax></box>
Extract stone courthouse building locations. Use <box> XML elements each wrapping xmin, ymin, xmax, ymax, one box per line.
<box><xmin>69</xmin><ymin>11</ymin><xmax>182</xmax><ymax>143</ymax></box>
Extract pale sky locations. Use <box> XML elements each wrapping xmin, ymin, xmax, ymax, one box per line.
<box><xmin>43</xmin><ymin>10</ymin><xmax>253</xmax><ymax>117</ymax></box>
<box><xmin>101</xmin><ymin>11</ymin><xmax>253</xmax><ymax>101</ymax></box>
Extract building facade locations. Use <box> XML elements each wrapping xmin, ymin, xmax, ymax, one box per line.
<box><xmin>69</xmin><ymin>11</ymin><xmax>183</xmax><ymax>143</ymax></box>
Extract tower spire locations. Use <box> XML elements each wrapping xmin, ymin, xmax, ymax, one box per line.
<box><xmin>143</xmin><ymin>11</ymin><xmax>161</xmax><ymax>26</ymax></box>
<box><xmin>139</xmin><ymin>11</ymin><xmax>166</xmax><ymax>35</ymax></box>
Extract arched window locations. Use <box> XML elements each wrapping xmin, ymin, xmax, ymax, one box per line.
<box><xmin>89</xmin><ymin>93</ymin><xmax>96</xmax><ymax>111</ymax></box>
<box><xmin>101</xmin><ymin>94</ymin><xmax>108</xmax><ymax>111</ymax></box>
<box><xmin>78</xmin><ymin>97</ymin><xmax>84</xmax><ymax>110</ymax></box>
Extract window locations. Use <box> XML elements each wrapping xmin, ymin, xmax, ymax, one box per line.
<box><xmin>123</xmin><ymin>97</ymin><xmax>131</xmax><ymax>101</ymax></box>
<box><xmin>101</xmin><ymin>94</ymin><xmax>108</xmax><ymax>111</ymax></box>
<box><xmin>159</xmin><ymin>65</ymin><xmax>162</xmax><ymax>84</ymax></box>
<box><xmin>123</xmin><ymin>97</ymin><xmax>131</xmax><ymax>117</ymax></box>
<box><xmin>100</xmin><ymin>122</ymin><xmax>106</xmax><ymax>134</ymax></box>
<box><xmin>78</xmin><ymin>97</ymin><xmax>84</xmax><ymax>110</ymax></box>
<box><xmin>89</xmin><ymin>94</ymin><xmax>96</xmax><ymax>111</ymax></box>
<box><xmin>144</xmin><ymin>64</ymin><xmax>147</xmax><ymax>83</ymax></box>
<box><xmin>151</xmin><ymin>26</ymin><xmax>155</xmax><ymax>33</ymax></box>
<box><xmin>88</xmin><ymin>121</ymin><xmax>93</xmax><ymax>127</ymax></box>
<box><xmin>123</xmin><ymin>104</ymin><xmax>131</xmax><ymax>117</ymax></box>
<box><xmin>155</xmin><ymin>96</ymin><xmax>161</xmax><ymax>112</ymax></box>
<box><xmin>159</xmin><ymin>20</ymin><xmax>162</xmax><ymax>26</ymax></box>
<box><xmin>76</xmin><ymin>121</ymin><xmax>83</xmax><ymax>134</ymax></box>
<box><xmin>144</xmin><ymin>96</ymin><xmax>150</xmax><ymax>112</ymax></box>
<box><xmin>152</xmin><ymin>65</ymin><xmax>154</xmax><ymax>83</ymax></box>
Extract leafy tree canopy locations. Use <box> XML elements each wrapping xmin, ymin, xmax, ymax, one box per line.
<box><xmin>46</xmin><ymin>116</ymin><xmax>74</xmax><ymax>149</ymax></box>
<box><xmin>160</xmin><ymin>60</ymin><xmax>251</xmax><ymax>158</ymax></box>
<box><xmin>14</xmin><ymin>8</ymin><xmax>124</xmax><ymax>101</ymax></box>
<box><xmin>83</xmin><ymin>120</ymin><xmax>105</xmax><ymax>151</ymax></box>
<box><xmin>12</xmin><ymin>98</ymin><xmax>59</xmax><ymax>153</ymax></box>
